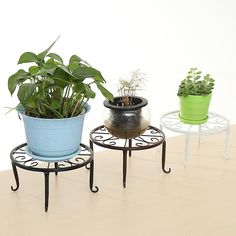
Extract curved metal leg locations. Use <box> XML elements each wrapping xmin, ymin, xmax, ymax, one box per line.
<box><xmin>128</xmin><ymin>139</ymin><xmax>132</xmax><ymax>157</ymax></box>
<box><xmin>11</xmin><ymin>163</ymin><xmax>20</xmax><ymax>191</ymax></box>
<box><xmin>123</xmin><ymin>150</ymin><xmax>128</xmax><ymax>188</ymax></box>
<box><xmin>44</xmin><ymin>172</ymin><xmax>50</xmax><ymax>212</ymax></box>
<box><xmin>161</xmin><ymin>141</ymin><xmax>171</xmax><ymax>173</ymax></box>
<box><xmin>89</xmin><ymin>159</ymin><xmax>99</xmax><ymax>193</ymax></box>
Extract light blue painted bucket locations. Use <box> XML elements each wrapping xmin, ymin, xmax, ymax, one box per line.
<box><xmin>18</xmin><ymin>104</ymin><xmax>90</xmax><ymax>160</ymax></box>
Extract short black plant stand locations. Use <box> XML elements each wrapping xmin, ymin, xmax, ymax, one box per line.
<box><xmin>90</xmin><ymin>125</ymin><xmax>171</xmax><ymax>188</ymax></box>
<box><xmin>10</xmin><ymin>143</ymin><xmax>98</xmax><ymax>212</ymax></box>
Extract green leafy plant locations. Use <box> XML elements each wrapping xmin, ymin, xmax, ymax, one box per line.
<box><xmin>8</xmin><ymin>37</ymin><xmax>113</xmax><ymax>118</ymax></box>
<box><xmin>117</xmin><ymin>69</ymin><xmax>146</xmax><ymax>106</ymax></box>
<box><xmin>177</xmin><ymin>68</ymin><xmax>215</xmax><ymax>97</ymax></box>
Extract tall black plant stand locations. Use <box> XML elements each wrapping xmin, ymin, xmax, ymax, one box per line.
<box><xmin>10</xmin><ymin>143</ymin><xmax>98</xmax><ymax>212</ymax></box>
<box><xmin>90</xmin><ymin>125</ymin><xmax>171</xmax><ymax>188</ymax></box>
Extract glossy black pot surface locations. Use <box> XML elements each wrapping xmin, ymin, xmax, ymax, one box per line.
<box><xmin>103</xmin><ymin>96</ymin><xmax>150</xmax><ymax>139</ymax></box>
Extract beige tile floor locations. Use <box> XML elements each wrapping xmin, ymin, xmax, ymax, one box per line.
<box><xmin>0</xmin><ymin>125</ymin><xmax>236</xmax><ymax>236</ymax></box>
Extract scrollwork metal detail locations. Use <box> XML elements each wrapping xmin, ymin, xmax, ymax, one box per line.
<box><xmin>89</xmin><ymin>125</ymin><xmax>171</xmax><ymax>189</ymax></box>
<box><xmin>10</xmin><ymin>143</ymin><xmax>94</xmax><ymax>172</ymax></box>
<box><xmin>160</xmin><ymin>111</ymin><xmax>230</xmax><ymax>135</ymax></box>
<box><xmin>90</xmin><ymin>125</ymin><xmax>165</xmax><ymax>150</ymax></box>
<box><xmin>10</xmin><ymin>142</ymin><xmax>99</xmax><ymax>212</ymax></box>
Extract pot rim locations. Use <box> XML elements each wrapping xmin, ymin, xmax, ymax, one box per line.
<box><xmin>104</xmin><ymin>96</ymin><xmax>148</xmax><ymax>111</ymax></box>
<box><xmin>179</xmin><ymin>93</ymin><xmax>212</xmax><ymax>98</ymax></box>
<box><xmin>17</xmin><ymin>103</ymin><xmax>90</xmax><ymax>121</ymax></box>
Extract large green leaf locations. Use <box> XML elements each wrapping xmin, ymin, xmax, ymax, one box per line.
<box><xmin>69</xmin><ymin>55</ymin><xmax>82</xmax><ymax>65</ymax></box>
<box><xmin>95</xmin><ymin>82</ymin><xmax>114</xmax><ymax>101</ymax></box>
<box><xmin>17</xmin><ymin>83</ymin><xmax>35</xmax><ymax>106</ymax></box>
<box><xmin>94</xmin><ymin>73</ymin><xmax>106</xmax><ymax>83</ymax></box>
<box><xmin>29</xmin><ymin>66</ymin><xmax>39</xmax><ymax>75</ymax></box>
<box><xmin>43</xmin><ymin>59</ymin><xmax>58</xmax><ymax>70</ymax></box>
<box><xmin>37</xmin><ymin>36</ymin><xmax>60</xmax><ymax>61</ymax></box>
<box><xmin>8</xmin><ymin>69</ymin><xmax>29</xmax><ymax>95</ymax></box>
<box><xmin>18</xmin><ymin>52</ymin><xmax>39</xmax><ymax>64</ymax></box>
<box><xmin>67</xmin><ymin>62</ymin><xmax>81</xmax><ymax>71</ymax></box>
<box><xmin>72</xmin><ymin>66</ymin><xmax>103</xmax><ymax>81</ymax></box>
<box><xmin>57</xmin><ymin>64</ymin><xmax>73</xmax><ymax>76</ymax></box>
<box><xmin>47</xmin><ymin>53</ymin><xmax>63</xmax><ymax>63</ymax></box>
<box><xmin>53</xmin><ymin>68</ymin><xmax>70</xmax><ymax>88</ymax></box>
<box><xmin>35</xmin><ymin>67</ymin><xmax>56</xmax><ymax>77</ymax></box>
<box><xmin>73</xmin><ymin>83</ymin><xmax>85</xmax><ymax>93</ymax></box>
<box><xmin>69</xmin><ymin>54</ymin><xmax>91</xmax><ymax>67</ymax></box>
<box><xmin>84</xmin><ymin>84</ymin><xmax>96</xmax><ymax>98</ymax></box>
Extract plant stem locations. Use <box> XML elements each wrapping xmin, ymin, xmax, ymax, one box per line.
<box><xmin>61</xmin><ymin>84</ymin><xmax>71</xmax><ymax>115</ymax></box>
<box><xmin>41</xmin><ymin>103</ymin><xmax>64</xmax><ymax>118</ymax></box>
<box><xmin>71</xmin><ymin>94</ymin><xmax>84</xmax><ymax>117</ymax></box>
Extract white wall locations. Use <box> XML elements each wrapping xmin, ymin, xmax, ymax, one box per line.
<box><xmin>1</xmin><ymin>0</ymin><xmax>236</xmax><ymax>170</ymax></box>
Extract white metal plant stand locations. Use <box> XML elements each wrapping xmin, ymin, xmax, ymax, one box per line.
<box><xmin>160</xmin><ymin>110</ymin><xmax>230</xmax><ymax>165</ymax></box>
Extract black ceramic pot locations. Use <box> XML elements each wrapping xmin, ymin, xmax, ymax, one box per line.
<box><xmin>103</xmin><ymin>96</ymin><xmax>150</xmax><ymax>139</ymax></box>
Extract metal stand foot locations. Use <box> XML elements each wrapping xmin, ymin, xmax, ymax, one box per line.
<box><xmin>89</xmin><ymin>159</ymin><xmax>99</xmax><ymax>193</ymax></box>
<box><xmin>11</xmin><ymin>163</ymin><xmax>20</xmax><ymax>191</ymax></box>
<box><xmin>162</xmin><ymin>141</ymin><xmax>171</xmax><ymax>173</ymax></box>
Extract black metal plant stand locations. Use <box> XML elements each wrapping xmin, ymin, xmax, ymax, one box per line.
<box><xmin>10</xmin><ymin>143</ymin><xmax>98</xmax><ymax>212</ymax></box>
<box><xmin>90</xmin><ymin>125</ymin><xmax>171</xmax><ymax>188</ymax></box>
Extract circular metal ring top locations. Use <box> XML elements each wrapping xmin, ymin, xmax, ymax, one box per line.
<box><xmin>160</xmin><ymin>110</ymin><xmax>230</xmax><ymax>135</ymax></box>
<box><xmin>90</xmin><ymin>125</ymin><xmax>165</xmax><ymax>151</ymax></box>
<box><xmin>10</xmin><ymin>143</ymin><xmax>93</xmax><ymax>173</ymax></box>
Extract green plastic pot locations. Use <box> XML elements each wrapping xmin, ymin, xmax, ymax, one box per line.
<box><xmin>179</xmin><ymin>93</ymin><xmax>212</xmax><ymax>124</ymax></box>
